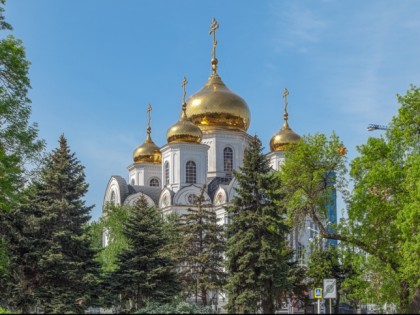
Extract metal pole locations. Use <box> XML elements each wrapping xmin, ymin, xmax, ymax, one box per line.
<box><xmin>318</xmin><ymin>299</ymin><xmax>320</xmax><ymax>314</ymax></box>
<box><xmin>330</xmin><ymin>299</ymin><xmax>332</xmax><ymax>314</ymax></box>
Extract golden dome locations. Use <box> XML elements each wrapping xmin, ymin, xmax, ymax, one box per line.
<box><xmin>133</xmin><ymin>129</ymin><xmax>162</xmax><ymax>163</ymax></box>
<box><xmin>270</xmin><ymin>119</ymin><xmax>301</xmax><ymax>151</ymax></box>
<box><xmin>186</xmin><ymin>72</ymin><xmax>250</xmax><ymax>132</ymax></box>
<box><xmin>270</xmin><ymin>88</ymin><xmax>301</xmax><ymax>151</ymax></box>
<box><xmin>186</xmin><ymin>19</ymin><xmax>250</xmax><ymax>132</ymax></box>
<box><xmin>167</xmin><ymin>103</ymin><xmax>203</xmax><ymax>144</ymax></box>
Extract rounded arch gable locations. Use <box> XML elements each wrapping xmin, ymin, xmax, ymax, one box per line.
<box><xmin>159</xmin><ymin>188</ymin><xmax>173</xmax><ymax>209</ymax></box>
<box><xmin>124</xmin><ymin>192</ymin><xmax>156</xmax><ymax>207</ymax></box>
<box><xmin>104</xmin><ymin>176</ymin><xmax>127</xmax><ymax>209</ymax></box>
<box><xmin>174</xmin><ymin>185</ymin><xmax>211</xmax><ymax>206</ymax></box>
<box><xmin>214</xmin><ymin>187</ymin><xmax>228</xmax><ymax>206</ymax></box>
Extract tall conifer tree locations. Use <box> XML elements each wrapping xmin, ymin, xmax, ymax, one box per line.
<box><xmin>225</xmin><ymin>136</ymin><xmax>292</xmax><ymax>314</ymax></box>
<box><xmin>176</xmin><ymin>186</ymin><xmax>226</xmax><ymax>306</ymax></box>
<box><xmin>25</xmin><ymin>135</ymin><xmax>99</xmax><ymax>313</ymax></box>
<box><xmin>106</xmin><ymin>195</ymin><xmax>180</xmax><ymax>312</ymax></box>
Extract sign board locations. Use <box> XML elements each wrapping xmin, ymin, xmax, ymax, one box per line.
<box><xmin>323</xmin><ymin>279</ymin><xmax>337</xmax><ymax>299</ymax></box>
<box><xmin>314</xmin><ymin>288</ymin><xmax>322</xmax><ymax>299</ymax></box>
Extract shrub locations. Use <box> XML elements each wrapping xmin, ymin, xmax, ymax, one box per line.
<box><xmin>136</xmin><ymin>299</ymin><xmax>216</xmax><ymax>314</ymax></box>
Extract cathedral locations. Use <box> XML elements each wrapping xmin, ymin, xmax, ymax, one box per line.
<box><xmin>102</xmin><ymin>19</ymin><xmax>330</xmax><ymax>265</ymax></box>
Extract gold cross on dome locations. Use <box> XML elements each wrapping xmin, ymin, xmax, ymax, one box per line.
<box><xmin>182</xmin><ymin>76</ymin><xmax>188</xmax><ymax>103</ymax></box>
<box><xmin>283</xmin><ymin>88</ymin><xmax>289</xmax><ymax>114</ymax></box>
<box><xmin>146</xmin><ymin>104</ymin><xmax>152</xmax><ymax>129</ymax></box>
<box><xmin>209</xmin><ymin>18</ymin><xmax>219</xmax><ymax>60</ymax></box>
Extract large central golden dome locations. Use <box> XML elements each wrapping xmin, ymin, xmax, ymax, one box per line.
<box><xmin>186</xmin><ymin>18</ymin><xmax>250</xmax><ymax>132</ymax></box>
<box><xmin>186</xmin><ymin>72</ymin><xmax>250</xmax><ymax>132</ymax></box>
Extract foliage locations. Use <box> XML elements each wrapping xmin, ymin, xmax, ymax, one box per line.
<box><xmin>90</xmin><ymin>202</ymin><xmax>130</xmax><ymax>273</ymax></box>
<box><xmin>175</xmin><ymin>185</ymin><xmax>226</xmax><ymax>306</ymax></box>
<box><xmin>0</xmin><ymin>0</ymin><xmax>44</xmax><ymax>285</ymax></box>
<box><xmin>0</xmin><ymin>136</ymin><xmax>100</xmax><ymax>313</ymax></box>
<box><xmin>348</xmin><ymin>85</ymin><xmax>420</xmax><ymax>312</ymax></box>
<box><xmin>0</xmin><ymin>307</ymin><xmax>18</xmax><ymax>314</ymax></box>
<box><xmin>162</xmin><ymin>212</ymin><xmax>182</xmax><ymax>261</ymax></box>
<box><xmin>135</xmin><ymin>298</ymin><xmax>216</xmax><ymax>314</ymax></box>
<box><xmin>225</xmin><ymin>136</ymin><xmax>293</xmax><ymax>314</ymax></box>
<box><xmin>280</xmin><ymin>132</ymin><xmax>347</xmax><ymax>233</ymax></box>
<box><xmin>0</xmin><ymin>0</ymin><xmax>44</xmax><ymax>213</ymax></box>
<box><xmin>307</xmin><ymin>244</ymin><xmax>338</xmax><ymax>288</ymax></box>
<box><xmin>306</xmin><ymin>241</ymin><xmax>357</xmax><ymax>313</ymax></box>
<box><xmin>104</xmin><ymin>196</ymin><xmax>180</xmax><ymax>312</ymax></box>
<box><xmin>280</xmin><ymin>85</ymin><xmax>420</xmax><ymax>313</ymax></box>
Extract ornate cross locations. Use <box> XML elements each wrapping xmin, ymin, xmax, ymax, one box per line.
<box><xmin>209</xmin><ymin>18</ymin><xmax>219</xmax><ymax>60</ymax></box>
<box><xmin>182</xmin><ymin>76</ymin><xmax>188</xmax><ymax>104</ymax></box>
<box><xmin>147</xmin><ymin>103</ymin><xmax>152</xmax><ymax>130</ymax></box>
<box><xmin>283</xmin><ymin>88</ymin><xmax>289</xmax><ymax>114</ymax></box>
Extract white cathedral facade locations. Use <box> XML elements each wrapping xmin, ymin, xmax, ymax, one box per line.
<box><xmin>102</xmin><ymin>19</ymin><xmax>324</xmax><ymax>266</ymax></box>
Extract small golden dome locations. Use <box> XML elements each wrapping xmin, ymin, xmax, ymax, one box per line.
<box><xmin>270</xmin><ymin>120</ymin><xmax>301</xmax><ymax>151</ymax></box>
<box><xmin>133</xmin><ymin>129</ymin><xmax>162</xmax><ymax>163</ymax></box>
<box><xmin>167</xmin><ymin>103</ymin><xmax>203</xmax><ymax>144</ymax></box>
<box><xmin>270</xmin><ymin>88</ymin><xmax>301</xmax><ymax>151</ymax></box>
<box><xmin>186</xmin><ymin>73</ymin><xmax>251</xmax><ymax>132</ymax></box>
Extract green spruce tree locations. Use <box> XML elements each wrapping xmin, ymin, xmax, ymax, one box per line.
<box><xmin>176</xmin><ymin>185</ymin><xmax>226</xmax><ymax>306</ymax></box>
<box><xmin>27</xmin><ymin>135</ymin><xmax>99</xmax><ymax>313</ymax></box>
<box><xmin>225</xmin><ymin>136</ymin><xmax>293</xmax><ymax>314</ymax></box>
<box><xmin>106</xmin><ymin>195</ymin><xmax>180</xmax><ymax>312</ymax></box>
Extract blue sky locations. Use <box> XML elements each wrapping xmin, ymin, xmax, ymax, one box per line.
<box><xmin>5</xmin><ymin>0</ymin><xmax>420</xmax><ymax>221</ymax></box>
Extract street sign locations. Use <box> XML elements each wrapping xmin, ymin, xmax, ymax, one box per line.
<box><xmin>323</xmin><ymin>279</ymin><xmax>337</xmax><ymax>299</ymax></box>
<box><xmin>314</xmin><ymin>288</ymin><xmax>322</xmax><ymax>299</ymax></box>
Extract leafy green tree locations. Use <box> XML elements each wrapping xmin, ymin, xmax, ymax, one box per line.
<box><xmin>306</xmin><ymin>240</ymin><xmax>356</xmax><ymax>313</ymax></box>
<box><xmin>0</xmin><ymin>0</ymin><xmax>44</xmax><ymax>213</ymax></box>
<box><xmin>105</xmin><ymin>196</ymin><xmax>180</xmax><ymax>312</ymax></box>
<box><xmin>0</xmin><ymin>0</ymin><xmax>44</xmax><ymax>285</ymax></box>
<box><xmin>280</xmin><ymin>86</ymin><xmax>420</xmax><ymax>313</ymax></box>
<box><xmin>176</xmin><ymin>185</ymin><xmax>226</xmax><ymax>306</ymax></box>
<box><xmin>279</xmin><ymin>132</ymin><xmax>347</xmax><ymax>240</ymax></box>
<box><xmin>90</xmin><ymin>203</ymin><xmax>130</xmax><ymax>273</ymax></box>
<box><xmin>225</xmin><ymin>136</ymin><xmax>293</xmax><ymax>314</ymax></box>
<box><xmin>348</xmin><ymin>85</ymin><xmax>420</xmax><ymax>312</ymax></box>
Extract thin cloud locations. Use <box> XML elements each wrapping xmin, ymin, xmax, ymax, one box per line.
<box><xmin>268</xmin><ymin>2</ymin><xmax>328</xmax><ymax>53</ymax></box>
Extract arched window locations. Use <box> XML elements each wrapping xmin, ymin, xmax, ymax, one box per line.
<box><xmin>165</xmin><ymin>162</ymin><xmax>170</xmax><ymax>186</ymax></box>
<box><xmin>131</xmin><ymin>178</ymin><xmax>135</xmax><ymax>185</ymax></box>
<box><xmin>224</xmin><ymin>147</ymin><xmax>233</xmax><ymax>176</ymax></box>
<box><xmin>150</xmin><ymin>178</ymin><xmax>159</xmax><ymax>187</ymax></box>
<box><xmin>186</xmin><ymin>161</ymin><xmax>196</xmax><ymax>184</ymax></box>
<box><xmin>110</xmin><ymin>191</ymin><xmax>116</xmax><ymax>204</ymax></box>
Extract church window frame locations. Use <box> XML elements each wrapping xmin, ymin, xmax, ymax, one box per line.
<box><xmin>224</xmin><ymin>146</ymin><xmax>233</xmax><ymax>177</ymax></box>
<box><xmin>110</xmin><ymin>190</ymin><xmax>116</xmax><ymax>205</ymax></box>
<box><xmin>164</xmin><ymin>161</ymin><xmax>170</xmax><ymax>186</ymax></box>
<box><xmin>186</xmin><ymin>160</ymin><xmax>197</xmax><ymax>184</ymax></box>
<box><xmin>149</xmin><ymin>178</ymin><xmax>160</xmax><ymax>187</ymax></box>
